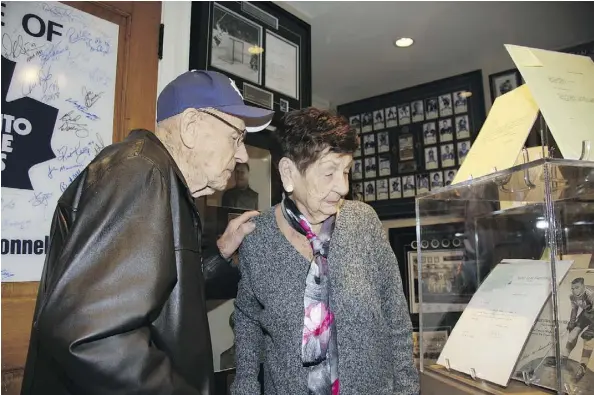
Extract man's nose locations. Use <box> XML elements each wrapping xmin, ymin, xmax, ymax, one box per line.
<box><xmin>235</xmin><ymin>144</ymin><xmax>248</xmax><ymax>163</ymax></box>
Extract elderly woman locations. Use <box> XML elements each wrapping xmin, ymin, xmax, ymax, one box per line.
<box><xmin>232</xmin><ymin>108</ymin><xmax>419</xmax><ymax>395</ymax></box>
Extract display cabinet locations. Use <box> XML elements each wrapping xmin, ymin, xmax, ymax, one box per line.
<box><xmin>416</xmin><ymin>158</ymin><xmax>594</xmax><ymax>395</ymax></box>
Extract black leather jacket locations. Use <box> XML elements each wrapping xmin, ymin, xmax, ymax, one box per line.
<box><xmin>21</xmin><ymin>130</ymin><xmax>229</xmax><ymax>395</ymax></box>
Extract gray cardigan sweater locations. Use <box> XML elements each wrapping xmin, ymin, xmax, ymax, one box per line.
<box><xmin>231</xmin><ymin>200</ymin><xmax>420</xmax><ymax>395</ymax></box>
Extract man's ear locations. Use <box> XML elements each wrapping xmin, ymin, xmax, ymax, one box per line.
<box><xmin>278</xmin><ymin>157</ymin><xmax>297</xmax><ymax>193</ymax></box>
<box><xmin>179</xmin><ymin>108</ymin><xmax>201</xmax><ymax>149</ymax></box>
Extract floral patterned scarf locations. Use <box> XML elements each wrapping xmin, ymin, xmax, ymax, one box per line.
<box><xmin>281</xmin><ymin>197</ymin><xmax>340</xmax><ymax>395</ymax></box>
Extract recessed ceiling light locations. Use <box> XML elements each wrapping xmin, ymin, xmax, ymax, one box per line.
<box><xmin>394</xmin><ymin>37</ymin><xmax>414</xmax><ymax>48</ymax></box>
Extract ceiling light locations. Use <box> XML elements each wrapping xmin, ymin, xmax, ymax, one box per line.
<box><xmin>394</xmin><ymin>38</ymin><xmax>414</xmax><ymax>48</ymax></box>
<box><xmin>248</xmin><ymin>46</ymin><xmax>264</xmax><ymax>55</ymax></box>
<box><xmin>459</xmin><ymin>91</ymin><xmax>473</xmax><ymax>98</ymax></box>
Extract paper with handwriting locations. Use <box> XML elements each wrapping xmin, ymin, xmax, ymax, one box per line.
<box><xmin>1</xmin><ymin>2</ymin><xmax>118</xmax><ymax>281</ymax></box>
<box><xmin>437</xmin><ymin>259</ymin><xmax>573</xmax><ymax>387</ymax></box>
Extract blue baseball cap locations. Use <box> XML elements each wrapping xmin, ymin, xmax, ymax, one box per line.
<box><xmin>157</xmin><ymin>70</ymin><xmax>274</xmax><ymax>132</ymax></box>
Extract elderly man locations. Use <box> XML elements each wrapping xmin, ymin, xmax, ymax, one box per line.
<box><xmin>21</xmin><ymin>70</ymin><xmax>274</xmax><ymax>395</ymax></box>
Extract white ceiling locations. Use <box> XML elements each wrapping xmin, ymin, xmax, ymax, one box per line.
<box><xmin>283</xmin><ymin>1</ymin><xmax>594</xmax><ymax>106</ymax></box>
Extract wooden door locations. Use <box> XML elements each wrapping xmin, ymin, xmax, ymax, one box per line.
<box><xmin>1</xmin><ymin>2</ymin><xmax>161</xmax><ymax>394</ymax></box>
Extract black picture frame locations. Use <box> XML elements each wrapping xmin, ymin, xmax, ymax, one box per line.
<box><xmin>488</xmin><ymin>68</ymin><xmax>523</xmax><ymax>103</ymax></box>
<box><xmin>189</xmin><ymin>1</ymin><xmax>312</xmax><ymax>126</ymax></box>
<box><xmin>338</xmin><ymin>70</ymin><xmax>486</xmax><ymax>220</ymax></box>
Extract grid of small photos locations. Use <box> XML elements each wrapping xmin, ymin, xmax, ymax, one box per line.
<box><xmin>349</xmin><ymin>91</ymin><xmax>473</xmax><ymax>203</ymax></box>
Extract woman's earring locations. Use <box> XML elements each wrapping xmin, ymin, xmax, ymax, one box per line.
<box><xmin>285</xmin><ymin>185</ymin><xmax>293</xmax><ymax>193</ymax></box>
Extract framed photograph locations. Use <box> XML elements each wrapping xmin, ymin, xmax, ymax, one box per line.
<box><xmin>411</xmin><ymin>100</ymin><xmax>424</xmax><ymax>123</ymax></box>
<box><xmin>412</xmin><ymin>328</ymin><xmax>450</xmax><ymax>369</ymax></box>
<box><xmin>353</xmin><ymin>144</ymin><xmax>361</xmax><ymax>158</ymax></box>
<box><xmin>430</xmin><ymin>171</ymin><xmax>444</xmax><ymax>189</ymax></box>
<box><xmin>385</xmin><ymin>106</ymin><xmax>398</xmax><ymax>127</ymax></box>
<box><xmin>376</xmin><ymin>178</ymin><xmax>389</xmax><ymax>200</ymax></box>
<box><xmin>207</xmin><ymin>145</ymin><xmax>271</xmax><ymax>210</ymax></box>
<box><xmin>455</xmin><ymin>115</ymin><xmax>470</xmax><ymax>139</ymax></box>
<box><xmin>373</xmin><ymin>109</ymin><xmax>385</xmax><ymax>130</ymax></box>
<box><xmin>377</xmin><ymin>131</ymin><xmax>390</xmax><ymax>153</ymax></box>
<box><xmin>389</xmin><ymin>177</ymin><xmax>402</xmax><ymax>199</ymax></box>
<box><xmin>211</xmin><ymin>3</ymin><xmax>262</xmax><ymax>84</ymax></box>
<box><xmin>398</xmin><ymin>161</ymin><xmax>417</xmax><ymax>174</ymax></box>
<box><xmin>398</xmin><ymin>104</ymin><xmax>411</xmax><ymax>125</ymax></box>
<box><xmin>489</xmin><ymin>69</ymin><xmax>522</xmax><ymax>102</ymax></box>
<box><xmin>363</xmin><ymin>133</ymin><xmax>376</xmax><ymax>156</ymax></box>
<box><xmin>351</xmin><ymin>181</ymin><xmax>364</xmax><ymax>202</ymax></box>
<box><xmin>361</xmin><ymin>112</ymin><xmax>373</xmax><ymax>133</ymax></box>
<box><xmin>457</xmin><ymin>140</ymin><xmax>471</xmax><ymax>164</ymax></box>
<box><xmin>398</xmin><ymin>134</ymin><xmax>414</xmax><ymax>161</ymax></box>
<box><xmin>425</xmin><ymin>98</ymin><xmax>438</xmax><ymax>120</ymax></box>
<box><xmin>364</xmin><ymin>157</ymin><xmax>377</xmax><ymax>179</ymax></box>
<box><xmin>379</xmin><ymin>154</ymin><xmax>391</xmax><ymax>177</ymax></box>
<box><xmin>265</xmin><ymin>30</ymin><xmax>299</xmax><ymax>99</ymax></box>
<box><xmin>453</xmin><ymin>91</ymin><xmax>468</xmax><ymax>114</ymax></box>
<box><xmin>438</xmin><ymin>93</ymin><xmax>453</xmax><ymax>117</ymax></box>
<box><xmin>423</xmin><ymin>122</ymin><xmax>437</xmax><ymax>145</ymax></box>
<box><xmin>438</xmin><ymin>118</ymin><xmax>453</xmax><ymax>142</ymax></box>
<box><xmin>279</xmin><ymin>98</ymin><xmax>289</xmax><ymax>113</ymax></box>
<box><xmin>352</xmin><ymin>159</ymin><xmax>362</xmax><ymax>180</ymax></box>
<box><xmin>416</xmin><ymin>173</ymin><xmax>429</xmax><ymax>195</ymax></box>
<box><xmin>364</xmin><ymin>180</ymin><xmax>376</xmax><ymax>201</ymax></box>
<box><xmin>444</xmin><ymin>169</ymin><xmax>457</xmax><ymax>185</ymax></box>
<box><xmin>424</xmin><ymin>147</ymin><xmax>439</xmax><ymax>170</ymax></box>
<box><xmin>349</xmin><ymin>115</ymin><xmax>361</xmax><ymax>134</ymax></box>
<box><xmin>440</xmin><ymin>144</ymin><xmax>456</xmax><ymax>168</ymax></box>
<box><xmin>402</xmin><ymin>175</ymin><xmax>416</xmax><ymax>198</ymax></box>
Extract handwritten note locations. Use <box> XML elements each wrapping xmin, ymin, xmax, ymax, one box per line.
<box><xmin>437</xmin><ymin>259</ymin><xmax>573</xmax><ymax>387</ymax></box>
<box><xmin>1</xmin><ymin>2</ymin><xmax>118</xmax><ymax>281</ymax></box>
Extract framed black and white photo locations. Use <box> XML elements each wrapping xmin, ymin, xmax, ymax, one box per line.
<box><xmin>376</xmin><ymin>179</ymin><xmax>389</xmax><ymax>200</ymax></box>
<box><xmin>457</xmin><ymin>140</ymin><xmax>471</xmax><ymax>164</ymax></box>
<box><xmin>363</xmin><ymin>133</ymin><xmax>376</xmax><ymax>156</ymax></box>
<box><xmin>349</xmin><ymin>115</ymin><xmax>361</xmax><ymax>134</ymax></box>
<box><xmin>438</xmin><ymin>93</ymin><xmax>453</xmax><ymax>117</ymax></box>
<box><xmin>352</xmin><ymin>182</ymin><xmax>364</xmax><ymax>202</ymax></box>
<box><xmin>265</xmin><ymin>30</ymin><xmax>299</xmax><ymax>99</ymax></box>
<box><xmin>423</xmin><ymin>122</ymin><xmax>437</xmax><ymax>145</ymax></box>
<box><xmin>411</xmin><ymin>100</ymin><xmax>424</xmax><ymax>123</ymax></box>
<box><xmin>362</xmin><ymin>111</ymin><xmax>373</xmax><ymax>133</ymax></box>
<box><xmin>364</xmin><ymin>181</ymin><xmax>376</xmax><ymax>201</ymax></box>
<box><xmin>453</xmin><ymin>91</ymin><xmax>468</xmax><ymax>114</ymax></box>
<box><xmin>444</xmin><ymin>169</ymin><xmax>457</xmax><ymax>186</ymax></box>
<box><xmin>398</xmin><ymin>134</ymin><xmax>414</xmax><ymax>161</ymax></box>
<box><xmin>402</xmin><ymin>175</ymin><xmax>416</xmax><ymax>198</ymax></box>
<box><xmin>379</xmin><ymin>154</ymin><xmax>391</xmax><ymax>177</ymax></box>
<box><xmin>364</xmin><ymin>157</ymin><xmax>377</xmax><ymax>179</ymax></box>
<box><xmin>373</xmin><ymin>109</ymin><xmax>385</xmax><ymax>130</ymax></box>
<box><xmin>398</xmin><ymin>104</ymin><xmax>411</xmax><ymax>125</ymax></box>
<box><xmin>353</xmin><ymin>143</ymin><xmax>361</xmax><ymax>158</ymax></box>
<box><xmin>389</xmin><ymin>177</ymin><xmax>402</xmax><ymax>199</ymax></box>
<box><xmin>279</xmin><ymin>98</ymin><xmax>289</xmax><ymax>113</ymax></box>
<box><xmin>424</xmin><ymin>147</ymin><xmax>439</xmax><ymax>170</ymax></box>
<box><xmin>385</xmin><ymin>106</ymin><xmax>398</xmax><ymax>127</ymax></box>
<box><xmin>438</xmin><ymin>118</ymin><xmax>453</xmax><ymax>142</ymax></box>
<box><xmin>425</xmin><ymin>98</ymin><xmax>438</xmax><ymax>120</ymax></box>
<box><xmin>377</xmin><ymin>131</ymin><xmax>390</xmax><ymax>153</ymax></box>
<box><xmin>416</xmin><ymin>173</ymin><xmax>429</xmax><ymax>194</ymax></box>
<box><xmin>430</xmin><ymin>171</ymin><xmax>443</xmax><ymax>189</ymax></box>
<box><xmin>489</xmin><ymin>69</ymin><xmax>522</xmax><ymax>102</ymax></box>
<box><xmin>441</xmin><ymin>144</ymin><xmax>456</xmax><ymax>168</ymax></box>
<box><xmin>352</xmin><ymin>159</ymin><xmax>362</xmax><ymax>180</ymax></box>
<box><xmin>210</xmin><ymin>3</ymin><xmax>262</xmax><ymax>84</ymax></box>
<box><xmin>455</xmin><ymin>115</ymin><xmax>470</xmax><ymax>140</ymax></box>
<box><xmin>398</xmin><ymin>161</ymin><xmax>417</xmax><ymax>174</ymax></box>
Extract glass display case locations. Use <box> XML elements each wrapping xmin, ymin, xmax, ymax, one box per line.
<box><xmin>416</xmin><ymin>158</ymin><xmax>594</xmax><ymax>395</ymax></box>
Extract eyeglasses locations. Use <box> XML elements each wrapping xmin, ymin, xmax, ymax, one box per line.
<box><xmin>199</xmin><ymin>109</ymin><xmax>246</xmax><ymax>147</ymax></box>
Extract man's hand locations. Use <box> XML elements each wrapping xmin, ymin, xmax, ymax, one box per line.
<box><xmin>217</xmin><ymin>211</ymin><xmax>259</xmax><ymax>259</ymax></box>
<box><xmin>567</xmin><ymin>320</ymin><xmax>577</xmax><ymax>332</ymax></box>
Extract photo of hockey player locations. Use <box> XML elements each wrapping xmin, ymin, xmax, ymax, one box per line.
<box><xmin>352</xmin><ymin>159</ymin><xmax>362</xmax><ymax>180</ymax></box>
<box><xmin>439</xmin><ymin>119</ymin><xmax>453</xmax><ymax>142</ymax></box>
<box><xmin>430</xmin><ymin>172</ymin><xmax>443</xmax><ymax>189</ymax></box>
<box><xmin>373</xmin><ymin>109</ymin><xmax>385</xmax><ymax>130</ymax></box>
<box><xmin>398</xmin><ymin>104</ymin><xmax>411</xmax><ymax>125</ymax></box>
<box><xmin>425</xmin><ymin>147</ymin><xmax>438</xmax><ymax>170</ymax></box>
<box><xmin>439</xmin><ymin>93</ymin><xmax>453</xmax><ymax>117</ymax></box>
<box><xmin>454</xmin><ymin>91</ymin><xmax>468</xmax><ymax>114</ymax></box>
<box><xmin>385</xmin><ymin>106</ymin><xmax>398</xmax><ymax>127</ymax></box>
<box><xmin>423</xmin><ymin>122</ymin><xmax>437</xmax><ymax>145</ymax></box>
<box><xmin>389</xmin><ymin>177</ymin><xmax>402</xmax><ymax>199</ymax></box>
<box><xmin>402</xmin><ymin>175</ymin><xmax>415</xmax><ymax>198</ymax></box>
<box><xmin>364</xmin><ymin>157</ymin><xmax>377</xmax><ymax>179</ymax></box>
<box><xmin>351</xmin><ymin>182</ymin><xmax>364</xmax><ymax>202</ymax></box>
<box><xmin>379</xmin><ymin>154</ymin><xmax>391</xmax><ymax>177</ymax></box>
<box><xmin>377</xmin><ymin>131</ymin><xmax>390</xmax><ymax>153</ymax></box>
<box><xmin>349</xmin><ymin>115</ymin><xmax>361</xmax><ymax>133</ymax></box>
<box><xmin>376</xmin><ymin>179</ymin><xmax>389</xmax><ymax>200</ymax></box>
<box><xmin>457</xmin><ymin>141</ymin><xmax>471</xmax><ymax>164</ymax></box>
<box><xmin>364</xmin><ymin>181</ymin><xmax>376</xmax><ymax>201</ymax></box>
<box><xmin>362</xmin><ymin>112</ymin><xmax>373</xmax><ymax>133</ymax></box>
<box><xmin>211</xmin><ymin>3</ymin><xmax>262</xmax><ymax>84</ymax></box>
<box><xmin>455</xmin><ymin>115</ymin><xmax>470</xmax><ymax>139</ymax></box>
<box><xmin>441</xmin><ymin>144</ymin><xmax>455</xmax><ymax>168</ymax></box>
<box><xmin>425</xmin><ymin>98</ymin><xmax>438</xmax><ymax>120</ymax></box>
<box><xmin>411</xmin><ymin>100</ymin><xmax>424</xmax><ymax>123</ymax></box>
<box><xmin>416</xmin><ymin>173</ymin><xmax>429</xmax><ymax>194</ymax></box>
<box><xmin>363</xmin><ymin>133</ymin><xmax>376</xmax><ymax>156</ymax></box>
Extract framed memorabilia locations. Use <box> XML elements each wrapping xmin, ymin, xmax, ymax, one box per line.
<box><xmin>398</xmin><ymin>134</ymin><xmax>414</xmax><ymax>161</ymax></box>
<box><xmin>440</xmin><ymin>144</ymin><xmax>456</xmax><ymax>168</ymax></box>
<box><xmin>398</xmin><ymin>161</ymin><xmax>417</xmax><ymax>174</ymax></box>
<box><xmin>352</xmin><ymin>159</ymin><xmax>362</xmax><ymax>180</ymax></box>
<box><xmin>453</xmin><ymin>91</ymin><xmax>468</xmax><ymax>114</ymax></box>
<box><xmin>438</xmin><ymin>118</ymin><xmax>453</xmax><ymax>142</ymax></box>
<box><xmin>457</xmin><ymin>140</ymin><xmax>471</xmax><ymax>164</ymax></box>
<box><xmin>416</xmin><ymin>174</ymin><xmax>429</xmax><ymax>195</ymax></box>
<box><xmin>412</xmin><ymin>327</ymin><xmax>450</xmax><ymax>369</ymax></box>
<box><xmin>389</xmin><ymin>177</ymin><xmax>402</xmax><ymax>199</ymax></box>
<box><xmin>364</xmin><ymin>157</ymin><xmax>377</xmax><ymax>179</ymax></box>
<box><xmin>423</xmin><ymin>122</ymin><xmax>437</xmax><ymax>145</ymax></box>
<box><xmin>377</xmin><ymin>131</ymin><xmax>390</xmax><ymax>153</ymax></box>
<box><xmin>444</xmin><ymin>169</ymin><xmax>457</xmax><ymax>186</ymax></box>
<box><xmin>455</xmin><ymin>115</ymin><xmax>470</xmax><ymax>139</ymax></box>
<box><xmin>411</xmin><ymin>100</ymin><xmax>424</xmax><ymax>123</ymax></box>
<box><xmin>402</xmin><ymin>175</ymin><xmax>415</xmax><ymax>198</ymax></box>
<box><xmin>361</xmin><ymin>111</ymin><xmax>373</xmax><ymax>133</ymax></box>
<box><xmin>279</xmin><ymin>98</ymin><xmax>289</xmax><ymax>112</ymax></box>
<box><xmin>424</xmin><ymin>147</ymin><xmax>438</xmax><ymax>170</ymax></box>
<box><xmin>438</xmin><ymin>93</ymin><xmax>453</xmax><ymax>117</ymax></box>
<box><xmin>378</xmin><ymin>154</ymin><xmax>391</xmax><ymax>177</ymax></box>
<box><xmin>353</xmin><ymin>144</ymin><xmax>361</xmax><ymax>158</ymax></box>
<box><xmin>430</xmin><ymin>171</ymin><xmax>443</xmax><ymax>189</ymax></box>
<box><xmin>364</xmin><ymin>180</ymin><xmax>376</xmax><ymax>201</ymax></box>
<box><xmin>373</xmin><ymin>109</ymin><xmax>385</xmax><ymax>130</ymax></box>
<box><xmin>352</xmin><ymin>182</ymin><xmax>364</xmax><ymax>201</ymax></box>
<box><xmin>397</xmin><ymin>104</ymin><xmax>411</xmax><ymax>125</ymax></box>
<box><xmin>425</xmin><ymin>98</ymin><xmax>438</xmax><ymax>120</ymax></box>
<box><xmin>376</xmin><ymin>179</ymin><xmax>389</xmax><ymax>200</ymax></box>
<box><xmin>363</xmin><ymin>133</ymin><xmax>376</xmax><ymax>156</ymax></box>
<box><xmin>489</xmin><ymin>68</ymin><xmax>522</xmax><ymax>102</ymax></box>
<box><xmin>385</xmin><ymin>106</ymin><xmax>398</xmax><ymax>127</ymax></box>
<box><xmin>349</xmin><ymin>115</ymin><xmax>361</xmax><ymax>133</ymax></box>
<box><xmin>265</xmin><ymin>30</ymin><xmax>299</xmax><ymax>99</ymax></box>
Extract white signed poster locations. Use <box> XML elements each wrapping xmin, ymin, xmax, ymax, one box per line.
<box><xmin>265</xmin><ymin>30</ymin><xmax>299</xmax><ymax>100</ymax></box>
<box><xmin>1</xmin><ymin>2</ymin><xmax>118</xmax><ymax>281</ymax></box>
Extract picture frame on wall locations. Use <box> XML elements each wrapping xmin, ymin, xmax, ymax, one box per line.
<box><xmin>265</xmin><ymin>30</ymin><xmax>300</xmax><ymax>100</ymax></box>
<box><xmin>489</xmin><ymin>68</ymin><xmax>522</xmax><ymax>102</ymax></box>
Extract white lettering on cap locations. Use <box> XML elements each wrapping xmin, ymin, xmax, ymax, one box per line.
<box><xmin>229</xmin><ymin>78</ymin><xmax>244</xmax><ymax>100</ymax></box>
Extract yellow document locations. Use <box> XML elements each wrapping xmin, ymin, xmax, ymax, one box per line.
<box><xmin>506</xmin><ymin>44</ymin><xmax>594</xmax><ymax>160</ymax></box>
<box><xmin>453</xmin><ymin>84</ymin><xmax>539</xmax><ymax>184</ymax></box>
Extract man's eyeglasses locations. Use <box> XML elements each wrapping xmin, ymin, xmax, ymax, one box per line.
<box><xmin>199</xmin><ymin>110</ymin><xmax>246</xmax><ymax>147</ymax></box>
